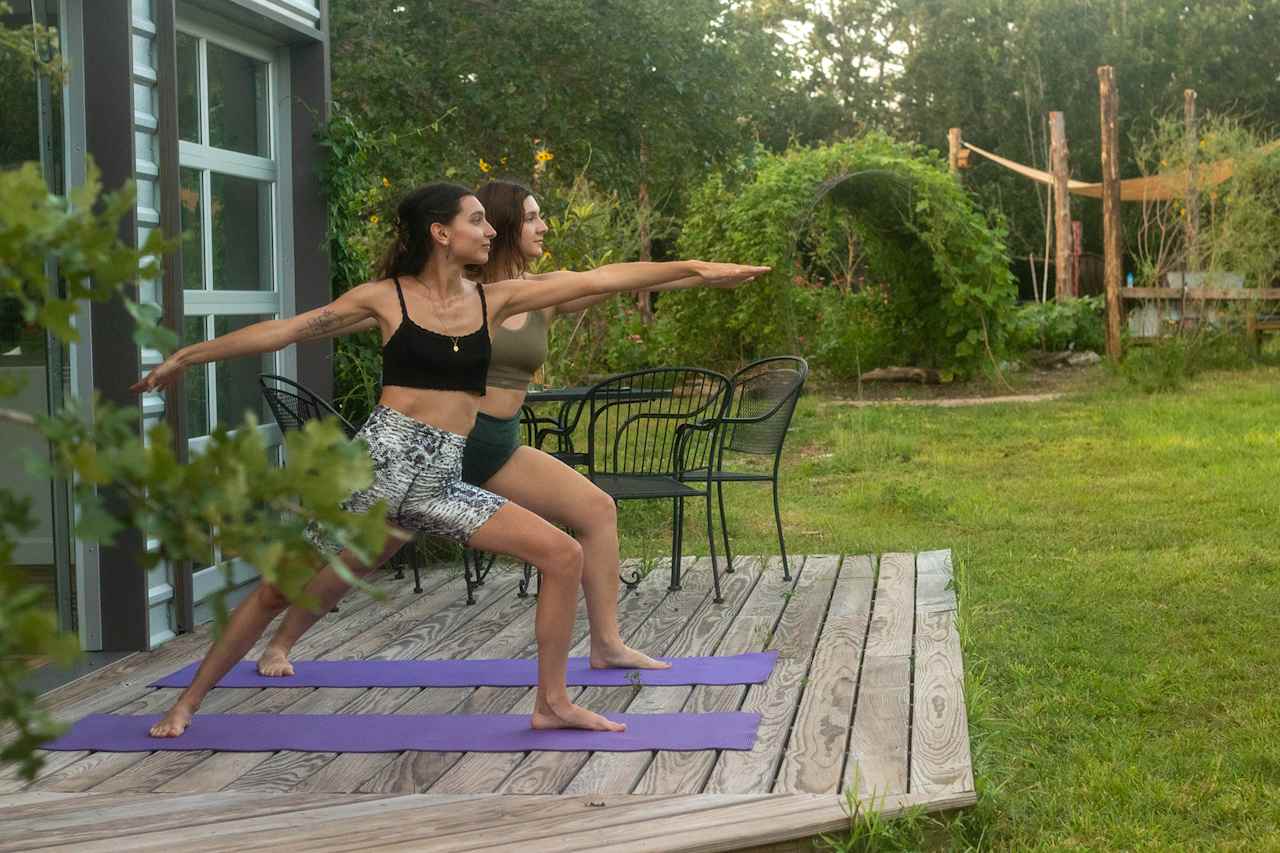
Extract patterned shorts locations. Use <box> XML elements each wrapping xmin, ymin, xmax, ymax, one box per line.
<box><xmin>308</xmin><ymin>405</ymin><xmax>507</xmax><ymax>553</ymax></box>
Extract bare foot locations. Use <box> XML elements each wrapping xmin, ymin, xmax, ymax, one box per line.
<box><xmin>531</xmin><ymin>700</ymin><xmax>627</xmax><ymax>732</ymax></box>
<box><xmin>590</xmin><ymin>644</ymin><xmax>671</xmax><ymax>671</ymax></box>
<box><xmin>257</xmin><ymin>646</ymin><xmax>295</xmax><ymax>677</ymax></box>
<box><xmin>149</xmin><ymin>704</ymin><xmax>194</xmax><ymax>738</ymax></box>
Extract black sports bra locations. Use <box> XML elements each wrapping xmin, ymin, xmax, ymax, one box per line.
<box><xmin>381</xmin><ymin>276</ymin><xmax>491</xmax><ymax>394</ymax></box>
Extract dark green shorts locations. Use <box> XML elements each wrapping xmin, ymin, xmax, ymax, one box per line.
<box><xmin>462</xmin><ymin>411</ymin><xmax>522</xmax><ymax>486</ymax></box>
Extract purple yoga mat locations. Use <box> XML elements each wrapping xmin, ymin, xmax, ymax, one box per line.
<box><xmin>44</xmin><ymin>712</ymin><xmax>761</xmax><ymax>753</ymax></box>
<box><xmin>151</xmin><ymin>651</ymin><xmax>779</xmax><ymax>689</ymax></box>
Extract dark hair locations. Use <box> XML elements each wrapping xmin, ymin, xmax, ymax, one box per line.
<box><xmin>378</xmin><ymin>182</ymin><xmax>474</xmax><ymax>279</ymax></box>
<box><xmin>473</xmin><ymin>180</ymin><xmax>534</xmax><ymax>282</ymax></box>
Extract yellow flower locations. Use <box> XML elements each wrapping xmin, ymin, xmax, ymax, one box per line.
<box><xmin>370</xmin><ymin>214</ymin><xmax>380</xmax><ymax>224</ymax></box>
<box><xmin>381</xmin><ymin>176</ymin><xmax>391</xmax><ymax>188</ymax></box>
<box><xmin>535</xmin><ymin>149</ymin><xmax>554</xmax><ymax>163</ymax></box>
<box><xmin>500</xmin><ymin>156</ymin><xmax>509</xmax><ymax>166</ymax></box>
<box><xmin>479</xmin><ymin>158</ymin><xmax>492</xmax><ymax>173</ymax></box>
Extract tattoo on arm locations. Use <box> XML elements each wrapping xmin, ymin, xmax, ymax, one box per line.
<box><xmin>301</xmin><ymin>309</ymin><xmax>345</xmax><ymax>341</ymax></box>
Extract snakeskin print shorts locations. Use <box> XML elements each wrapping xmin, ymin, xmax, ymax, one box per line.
<box><xmin>308</xmin><ymin>405</ymin><xmax>507</xmax><ymax>553</ymax></box>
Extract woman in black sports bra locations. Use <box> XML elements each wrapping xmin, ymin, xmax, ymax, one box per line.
<box><xmin>132</xmin><ymin>182</ymin><xmax>768</xmax><ymax>738</ymax></box>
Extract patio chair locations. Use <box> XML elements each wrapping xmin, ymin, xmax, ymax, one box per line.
<box><xmin>258</xmin><ymin>374</ymin><xmax>423</xmax><ymax>595</ymax></box>
<box><xmin>682</xmin><ymin>356</ymin><xmax>808</xmax><ymax>581</ymax></box>
<box><xmin>572</xmin><ymin>367</ymin><xmax>733</xmax><ymax>602</ymax></box>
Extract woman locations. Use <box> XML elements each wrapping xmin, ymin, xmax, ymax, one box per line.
<box><xmin>132</xmin><ymin>182</ymin><xmax>766</xmax><ymax>738</ymax></box>
<box><xmin>257</xmin><ymin>180</ymin><xmax>712</xmax><ymax>680</ymax></box>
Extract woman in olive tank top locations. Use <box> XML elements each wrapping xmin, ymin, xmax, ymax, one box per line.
<box><xmin>259</xmin><ymin>181</ymin><xmax>715</xmax><ymax>676</ymax></box>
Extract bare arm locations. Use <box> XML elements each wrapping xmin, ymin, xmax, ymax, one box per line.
<box><xmin>487</xmin><ymin>261</ymin><xmax>768</xmax><ymax>322</ymax></box>
<box><xmin>131</xmin><ymin>285</ymin><xmax>379</xmax><ymax>393</ymax></box>
<box><xmin>549</xmin><ymin>274</ymin><xmax>705</xmax><ymax>315</ymax></box>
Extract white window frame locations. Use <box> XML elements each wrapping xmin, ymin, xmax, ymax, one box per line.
<box><xmin>175</xmin><ymin>14</ymin><xmax>296</xmax><ymax>457</ymax></box>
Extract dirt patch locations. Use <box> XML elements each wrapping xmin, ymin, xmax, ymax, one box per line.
<box><xmin>809</xmin><ymin>363</ymin><xmax>1102</xmax><ymax>403</ymax></box>
<box><xmin>832</xmin><ymin>392</ymin><xmax>1063</xmax><ymax>408</ymax></box>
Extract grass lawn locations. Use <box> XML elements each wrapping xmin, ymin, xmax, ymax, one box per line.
<box><xmin>615</xmin><ymin>364</ymin><xmax>1280</xmax><ymax>850</ymax></box>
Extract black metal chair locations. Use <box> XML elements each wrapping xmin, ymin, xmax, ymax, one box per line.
<box><xmin>258</xmin><ymin>374</ymin><xmax>423</xmax><ymax>595</ymax></box>
<box><xmin>563</xmin><ymin>367</ymin><xmax>733</xmax><ymax>602</ymax></box>
<box><xmin>682</xmin><ymin>356</ymin><xmax>808</xmax><ymax>581</ymax></box>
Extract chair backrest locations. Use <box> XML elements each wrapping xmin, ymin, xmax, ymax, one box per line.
<box><xmin>722</xmin><ymin>356</ymin><xmax>808</xmax><ymax>457</ymax></box>
<box><xmin>258</xmin><ymin>374</ymin><xmax>358</xmax><ymax>439</ymax></box>
<box><xmin>584</xmin><ymin>367</ymin><xmax>732</xmax><ymax>477</ymax></box>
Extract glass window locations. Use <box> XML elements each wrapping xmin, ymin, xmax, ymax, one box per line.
<box><xmin>179</xmin><ymin>167</ymin><xmax>203</xmax><ymax>289</ymax></box>
<box><xmin>213</xmin><ymin>314</ymin><xmax>274</xmax><ymax>427</ymax></box>
<box><xmin>210</xmin><ymin>172</ymin><xmax>272</xmax><ymax>291</ymax></box>
<box><xmin>206</xmin><ymin>41</ymin><xmax>269</xmax><ymax>157</ymax></box>
<box><xmin>184</xmin><ymin>316</ymin><xmax>210</xmax><ymax>438</ymax></box>
<box><xmin>177</xmin><ymin>32</ymin><xmax>201</xmax><ymax>144</ymax></box>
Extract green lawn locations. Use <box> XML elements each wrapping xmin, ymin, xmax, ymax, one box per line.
<box><xmin>616</xmin><ymin>366</ymin><xmax>1280</xmax><ymax>850</ymax></box>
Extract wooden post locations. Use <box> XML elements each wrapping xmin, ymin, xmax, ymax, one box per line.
<box><xmin>1098</xmin><ymin>66</ymin><xmax>1123</xmax><ymax>360</ymax></box>
<box><xmin>948</xmin><ymin>128</ymin><xmax>963</xmax><ymax>174</ymax></box>
<box><xmin>1184</xmin><ymin>89</ymin><xmax>1200</xmax><ymax>272</ymax></box>
<box><xmin>1050</xmin><ymin>112</ymin><xmax>1074</xmax><ymax>300</ymax></box>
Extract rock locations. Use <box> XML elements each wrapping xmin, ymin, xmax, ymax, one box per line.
<box><xmin>860</xmin><ymin>366</ymin><xmax>943</xmax><ymax>384</ymax></box>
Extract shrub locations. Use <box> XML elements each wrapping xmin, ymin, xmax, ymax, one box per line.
<box><xmin>1010</xmin><ymin>295</ymin><xmax>1106</xmax><ymax>353</ymax></box>
<box><xmin>654</xmin><ymin>134</ymin><xmax>1018</xmax><ymax>380</ymax></box>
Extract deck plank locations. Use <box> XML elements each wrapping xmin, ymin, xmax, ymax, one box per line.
<box><xmin>501</xmin><ymin>557</ymin><xmax>758</xmax><ymax>794</ymax></box>
<box><xmin>703</xmin><ymin>555</ymin><xmax>841</xmax><ymax>794</ymax></box>
<box><xmin>774</xmin><ymin>554</ymin><xmax>875</xmax><ymax>793</ymax></box>
<box><xmin>631</xmin><ymin>556</ymin><xmax>800</xmax><ymax>795</ymax></box>
<box><xmin>422</xmin><ymin>560</ymin><xmax>682</xmax><ymax>794</ymax></box>
<box><xmin>845</xmin><ymin>552</ymin><xmax>913</xmax><ymax>798</ymax></box>
<box><xmin>910</xmin><ymin>606</ymin><xmax>973</xmax><ymax>795</ymax></box>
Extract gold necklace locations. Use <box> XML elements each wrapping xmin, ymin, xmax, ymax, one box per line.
<box><xmin>410</xmin><ymin>276</ymin><xmax>462</xmax><ymax>353</ymax></box>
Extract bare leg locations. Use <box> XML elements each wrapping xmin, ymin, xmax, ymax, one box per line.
<box><xmin>467</xmin><ymin>501</ymin><xmax>624</xmax><ymax>732</ymax></box>
<box><xmin>258</xmin><ymin>538</ymin><xmax>405</xmax><ymax>676</ymax></box>
<box><xmin>483</xmin><ymin>448</ymin><xmax>669</xmax><ymax>670</ymax></box>
<box><xmin>149</xmin><ymin>537</ymin><xmax>403</xmax><ymax>737</ymax></box>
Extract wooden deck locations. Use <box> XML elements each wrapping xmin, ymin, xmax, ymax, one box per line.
<box><xmin>0</xmin><ymin>551</ymin><xmax>975</xmax><ymax>851</ymax></box>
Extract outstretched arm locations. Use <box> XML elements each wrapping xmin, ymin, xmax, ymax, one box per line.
<box><xmin>487</xmin><ymin>261</ymin><xmax>768</xmax><ymax>323</ymax></box>
<box><xmin>131</xmin><ymin>284</ymin><xmax>379</xmax><ymax>393</ymax></box>
<box><xmin>549</xmin><ymin>275</ymin><xmax>704</xmax><ymax>315</ymax></box>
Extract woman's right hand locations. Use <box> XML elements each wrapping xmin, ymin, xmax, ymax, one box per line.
<box><xmin>690</xmin><ymin>261</ymin><xmax>771</xmax><ymax>288</ymax></box>
<box><xmin>130</xmin><ymin>353</ymin><xmax>187</xmax><ymax>394</ymax></box>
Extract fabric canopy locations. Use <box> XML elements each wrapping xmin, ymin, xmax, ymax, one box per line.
<box><xmin>962</xmin><ymin>139</ymin><xmax>1280</xmax><ymax>202</ymax></box>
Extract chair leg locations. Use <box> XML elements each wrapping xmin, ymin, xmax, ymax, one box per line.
<box><xmin>411</xmin><ymin>547</ymin><xmax>422</xmax><ymax>595</ymax></box>
<box><xmin>518</xmin><ymin>561</ymin><xmax>537</xmax><ymax>598</ymax></box>
<box><xmin>393</xmin><ymin>552</ymin><xmax>405</xmax><ymax>581</ymax></box>
<box><xmin>462</xmin><ymin>549</ymin><xmax>477</xmax><ymax>606</ymax></box>
<box><xmin>772</xmin><ymin>478</ymin><xmax>791</xmax><ymax>582</ymax></box>
<box><xmin>717</xmin><ymin>480</ymin><xmax>733</xmax><ymax>574</ymax></box>
<box><xmin>705</xmin><ymin>490</ymin><xmax>723</xmax><ymax>604</ymax></box>
<box><xmin>669</xmin><ymin>497</ymin><xmax>683</xmax><ymax>591</ymax></box>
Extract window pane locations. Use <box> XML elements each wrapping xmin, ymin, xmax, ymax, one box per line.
<box><xmin>176</xmin><ymin>32</ymin><xmax>200</xmax><ymax>143</ymax></box>
<box><xmin>179</xmin><ymin>167</ymin><xmax>203</xmax><ymax>289</ymax></box>
<box><xmin>184</xmin><ymin>316</ymin><xmax>209</xmax><ymax>438</ymax></box>
<box><xmin>206</xmin><ymin>41</ymin><xmax>268</xmax><ymax>157</ymax></box>
<box><xmin>211</xmin><ymin>173</ymin><xmax>272</xmax><ymax>291</ymax></box>
<box><xmin>213</xmin><ymin>314</ymin><xmax>274</xmax><ymax>428</ymax></box>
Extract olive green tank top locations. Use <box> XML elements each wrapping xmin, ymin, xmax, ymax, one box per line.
<box><xmin>487</xmin><ymin>308</ymin><xmax>550</xmax><ymax>390</ymax></box>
